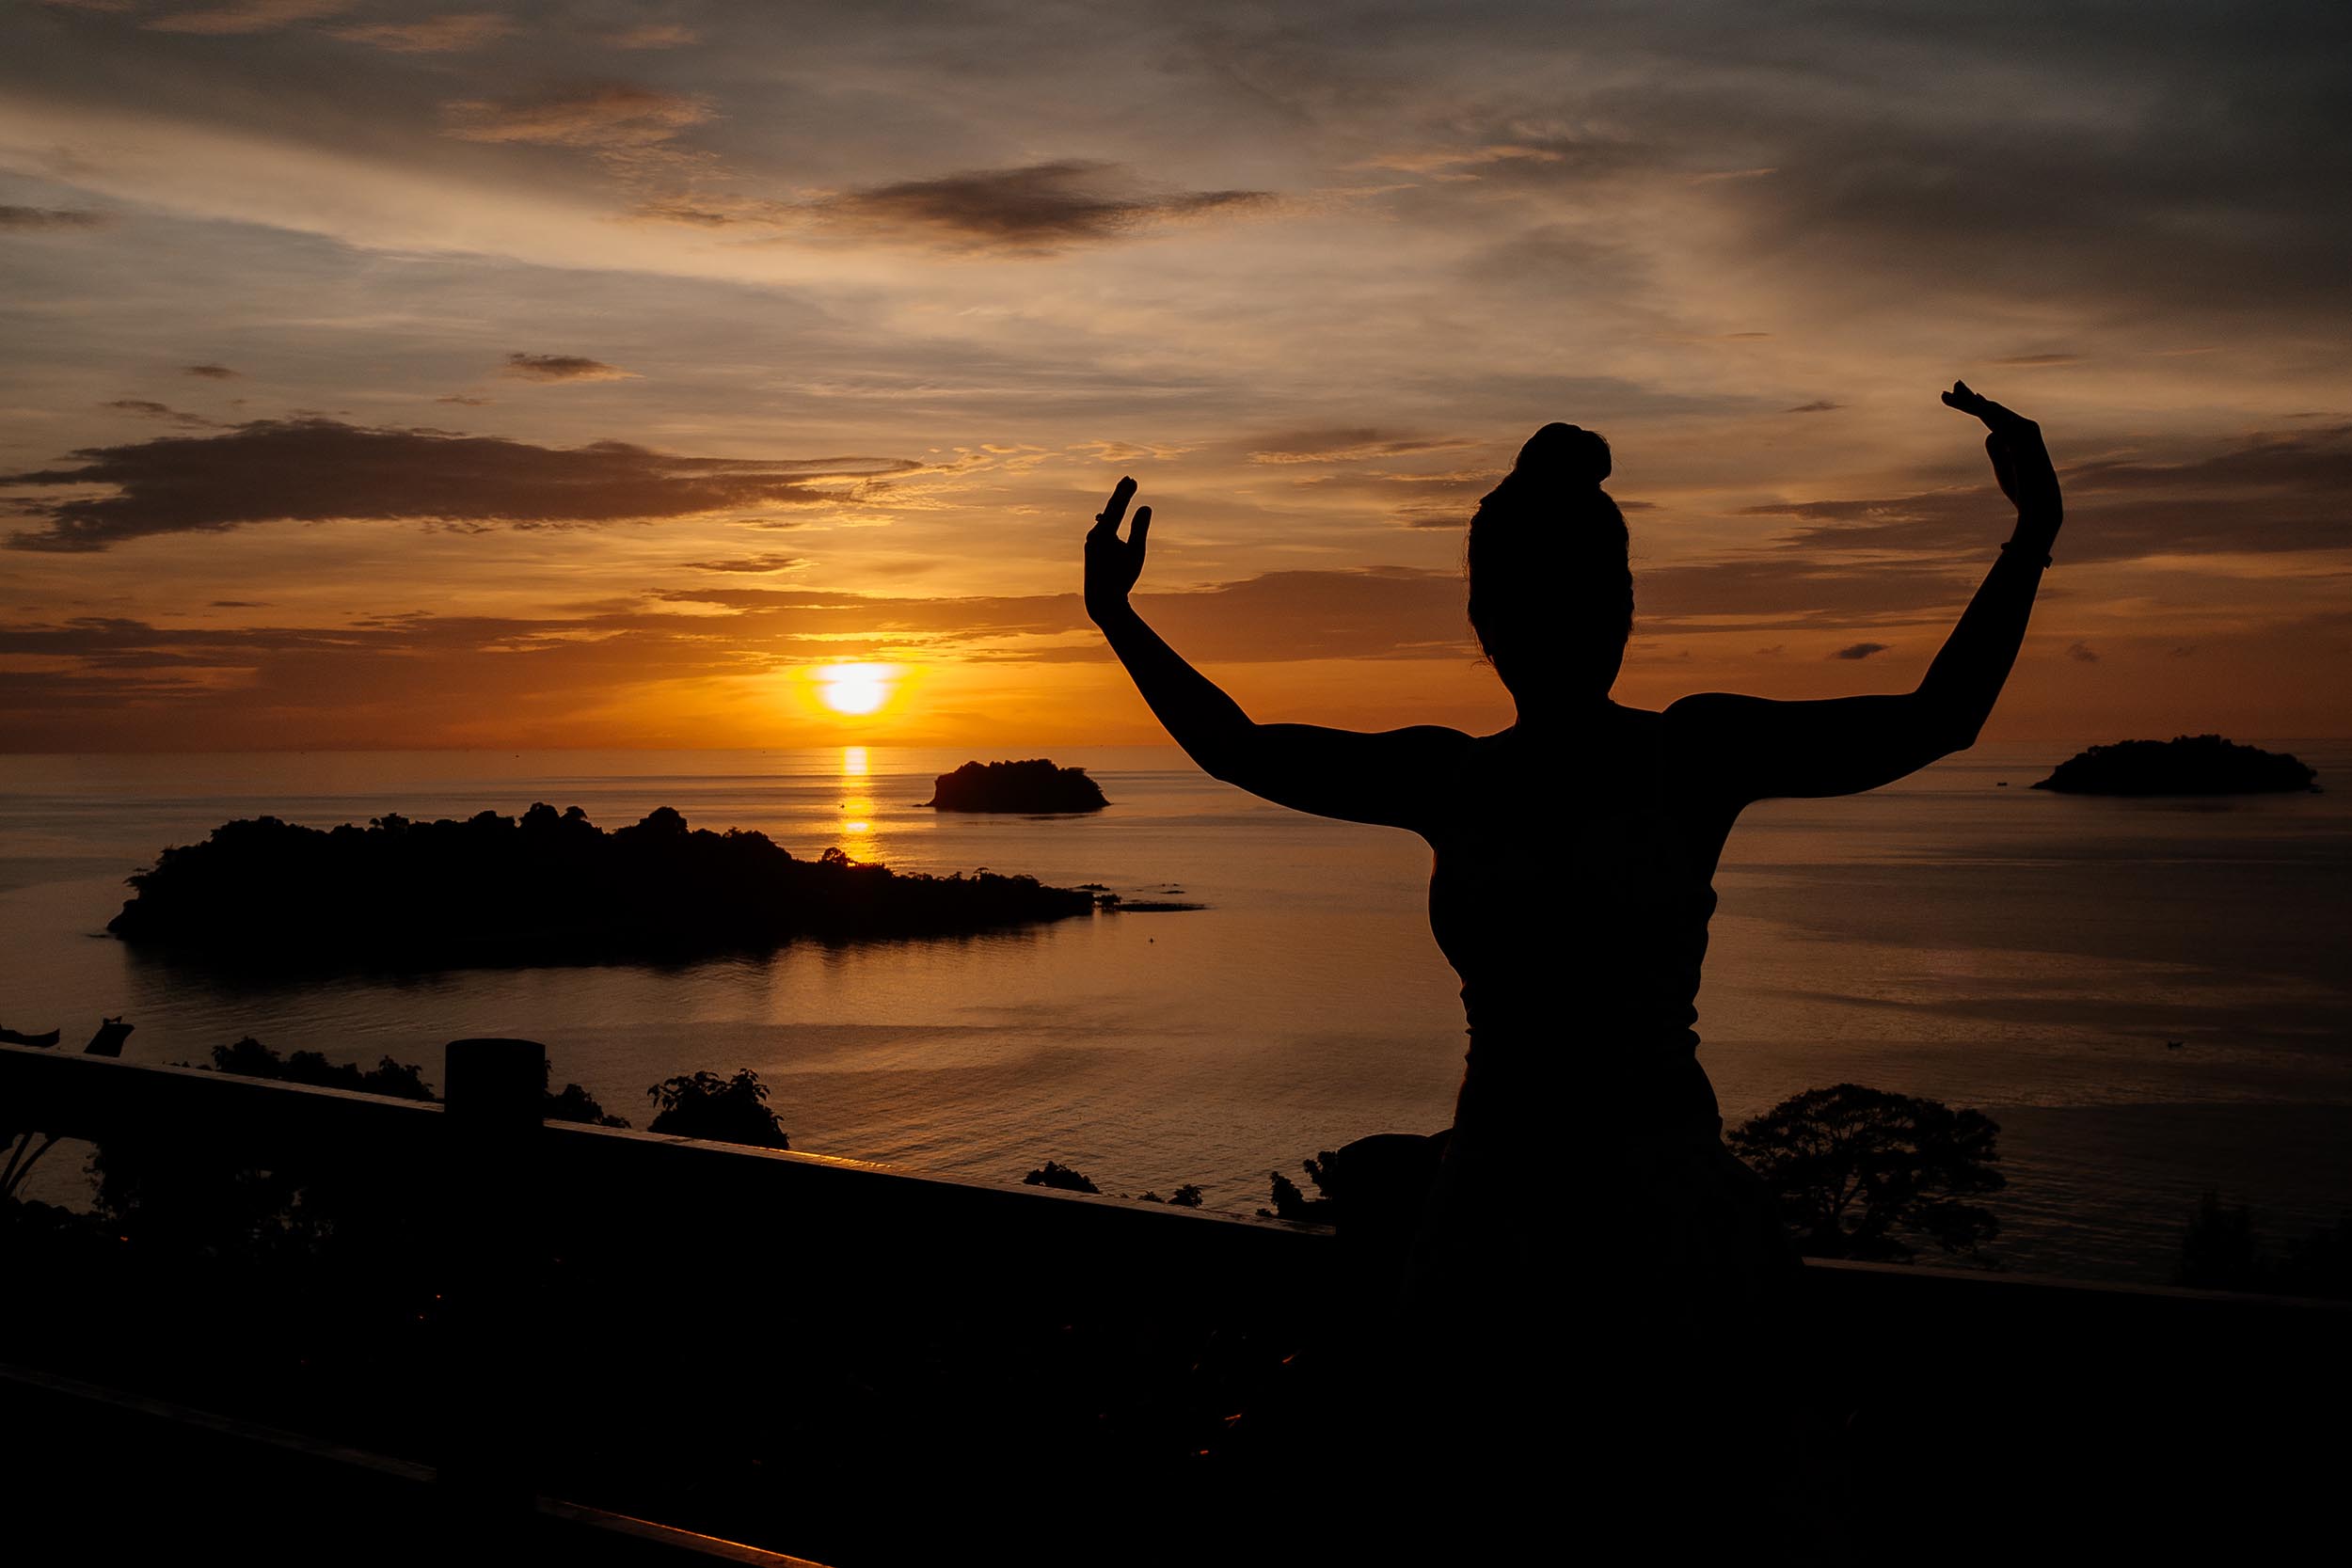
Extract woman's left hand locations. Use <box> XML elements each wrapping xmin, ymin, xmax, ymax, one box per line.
<box><xmin>1943</xmin><ymin>381</ymin><xmax>2062</xmax><ymax>529</ymax></box>
<box><xmin>1085</xmin><ymin>476</ymin><xmax>1152</xmax><ymax>623</ymax></box>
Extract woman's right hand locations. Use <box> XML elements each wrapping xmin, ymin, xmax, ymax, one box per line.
<box><xmin>1942</xmin><ymin>381</ymin><xmax>2062</xmax><ymax>532</ymax></box>
<box><xmin>1085</xmin><ymin>476</ymin><xmax>1152</xmax><ymax>623</ymax></box>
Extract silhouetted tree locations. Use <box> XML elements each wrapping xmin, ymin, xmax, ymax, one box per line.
<box><xmin>1259</xmin><ymin>1156</ymin><xmax>1338</xmax><ymax>1222</ymax></box>
<box><xmin>1727</xmin><ymin>1084</ymin><xmax>2003</xmax><ymax>1261</ymax></box>
<box><xmin>1023</xmin><ymin>1160</ymin><xmax>1099</xmax><ymax>1194</ymax></box>
<box><xmin>201</xmin><ymin>1036</ymin><xmax>437</xmax><ymax>1101</ymax></box>
<box><xmin>645</xmin><ymin>1069</ymin><xmax>788</xmax><ymax>1148</ymax></box>
<box><xmin>1133</xmin><ymin>1184</ymin><xmax>1204</xmax><ymax>1207</ymax></box>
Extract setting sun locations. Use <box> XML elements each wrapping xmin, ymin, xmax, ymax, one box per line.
<box><xmin>816</xmin><ymin>664</ymin><xmax>895</xmax><ymax>717</ymax></box>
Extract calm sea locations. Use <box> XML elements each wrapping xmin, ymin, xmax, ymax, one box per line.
<box><xmin>4</xmin><ymin>740</ymin><xmax>2347</xmax><ymax>1284</ymax></box>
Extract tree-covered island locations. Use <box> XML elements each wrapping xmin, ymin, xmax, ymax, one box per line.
<box><xmin>2030</xmin><ymin>735</ymin><xmax>2318</xmax><ymax>795</ymax></box>
<box><xmin>922</xmin><ymin>759</ymin><xmax>1109</xmax><ymax>812</ymax></box>
<box><xmin>106</xmin><ymin>804</ymin><xmax>1098</xmax><ymax>972</ymax></box>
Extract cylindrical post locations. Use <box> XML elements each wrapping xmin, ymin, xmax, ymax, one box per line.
<box><xmin>438</xmin><ymin>1037</ymin><xmax>545</xmax><ymax>1523</ymax></box>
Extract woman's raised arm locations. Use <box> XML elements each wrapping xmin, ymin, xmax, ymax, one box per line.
<box><xmin>1086</xmin><ymin>477</ymin><xmax>1465</xmax><ymax>834</ymax></box>
<box><xmin>1668</xmin><ymin>383</ymin><xmax>2065</xmax><ymax>803</ymax></box>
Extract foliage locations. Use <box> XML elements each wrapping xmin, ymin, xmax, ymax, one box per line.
<box><xmin>645</xmin><ymin>1069</ymin><xmax>788</xmax><ymax>1148</ymax></box>
<box><xmin>1023</xmin><ymin>1160</ymin><xmax>1099</xmax><ymax>1194</ymax></box>
<box><xmin>1727</xmin><ymin>1083</ymin><xmax>2004</xmax><ymax>1261</ymax></box>
<box><xmin>2175</xmin><ymin>1190</ymin><xmax>2352</xmax><ymax>1300</ymax></box>
<box><xmin>202</xmin><ymin>1036</ymin><xmax>437</xmax><ymax>1100</ymax></box>
<box><xmin>1260</xmin><ymin>1155</ymin><xmax>1338</xmax><ymax>1222</ymax></box>
<box><xmin>1133</xmin><ymin>1183</ymin><xmax>1204</xmax><ymax>1207</ymax></box>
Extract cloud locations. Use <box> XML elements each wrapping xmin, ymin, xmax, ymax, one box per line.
<box><xmin>0</xmin><ymin>418</ymin><xmax>915</xmax><ymax>552</ymax></box>
<box><xmin>145</xmin><ymin>1</ymin><xmax>352</xmax><ymax>36</ymax></box>
<box><xmin>441</xmin><ymin>85</ymin><xmax>713</xmax><ymax>149</ymax></box>
<box><xmin>1992</xmin><ymin>354</ymin><xmax>2083</xmax><ymax>367</ymax></box>
<box><xmin>2068</xmin><ymin>641</ymin><xmax>2101</xmax><ymax>663</ymax></box>
<box><xmin>1743</xmin><ymin>423</ymin><xmax>2352</xmax><ymax>564</ymax></box>
<box><xmin>1830</xmin><ymin>641</ymin><xmax>1890</xmax><ymax>660</ymax></box>
<box><xmin>501</xmin><ymin>352</ymin><xmax>633</xmax><ymax>383</ymax></box>
<box><xmin>1246</xmin><ymin>428</ymin><xmax>1482</xmax><ymax>465</ymax></box>
<box><xmin>182</xmin><ymin>363</ymin><xmax>239</xmax><ymax>379</ymax></box>
<box><xmin>1784</xmin><ymin>400</ymin><xmax>1842</xmax><ymax>414</ymax></box>
<box><xmin>329</xmin><ymin>13</ymin><xmax>515</xmax><ymax>53</ymax></box>
<box><xmin>679</xmin><ymin>553</ymin><xmax>808</xmax><ymax>574</ymax></box>
<box><xmin>812</xmin><ymin>161</ymin><xmax>1272</xmax><ymax>251</ymax></box>
<box><xmin>437</xmin><ymin>394</ymin><xmax>492</xmax><ymax>405</ymax></box>
<box><xmin>602</xmin><ymin>24</ymin><xmax>697</xmax><ymax>50</ymax></box>
<box><xmin>100</xmin><ymin>399</ymin><xmax>217</xmax><ymax>428</ymax></box>
<box><xmin>0</xmin><ymin>205</ymin><xmax>109</xmax><ymax>230</ymax></box>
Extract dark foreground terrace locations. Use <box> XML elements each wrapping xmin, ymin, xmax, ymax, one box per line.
<box><xmin>2</xmin><ymin>1038</ymin><xmax>2343</xmax><ymax>1564</ymax></box>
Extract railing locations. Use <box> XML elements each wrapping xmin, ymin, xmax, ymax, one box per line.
<box><xmin>3</xmin><ymin>1037</ymin><xmax>2345</xmax><ymax>1562</ymax></box>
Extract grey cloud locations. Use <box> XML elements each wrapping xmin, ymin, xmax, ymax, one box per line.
<box><xmin>680</xmin><ymin>553</ymin><xmax>809</xmax><ymax>574</ymax></box>
<box><xmin>812</xmin><ymin>162</ymin><xmax>1272</xmax><ymax>252</ymax></box>
<box><xmin>1</xmin><ymin>418</ymin><xmax>916</xmax><ymax>551</ymax></box>
<box><xmin>602</xmin><ymin>24</ymin><xmax>697</xmax><ymax>51</ymax></box>
<box><xmin>2068</xmin><ymin>641</ymin><xmax>2101</xmax><ymax>663</ymax></box>
<box><xmin>502</xmin><ymin>351</ymin><xmax>633</xmax><ymax>383</ymax></box>
<box><xmin>329</xmin><ymin>13</ymin><xmax>514</xmax><ymax>53</ymax></box>
<box><xmin>1246</xmin><ymin>428</ymin><xmax>1482</xmax><ymax>465</ymax></box>
<box><xmin>1993</xmin><ymin>355</ymin><xmax>2083</xmax><ymax>367</ymax></box>
<box><xmin>183</xmin><ymin>363</ymin><xmax>239</xmax><ymax>379</ymax></box>
<box><xmin>1743</xmin><ymin>423</ymin><xmax>2352</xmax><ymax>564</ymax></box>
<box><xmin>442</xmin><ymin>85</ymin><xmax>712</xmax><ymax>148</ymax></box>
<box><xmin>1831</xmin><ymin>641</ymin><xmax>1890</xmax><ymax>660</ymax></box>
<box><xmin>0</xmin><ymin>205</ymin><xmax>109</xmax><ymax>230</ymax></box>
<box><xmin>1785</xmin><ymin>401</ymin><xmax>1842</xmax><ymax>414</ymax></box>
<box><xmin>102</xmin><ymin>398</ymin><xmax>216</xmax><ymax>427</ymax></box>
<box><xmin>146</xmin><ymin>1</ymin><xmax>351</xmax><ymax>36</ymax></box>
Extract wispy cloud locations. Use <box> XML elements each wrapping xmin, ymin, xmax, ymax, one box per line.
<box><xmin>182</xmin><ymin>363</ymin><xmax>240</xmax><ymax>379</ymax></box>
<box><xmin>0</xmin><ymin>205</ymin><xmax>110</xmax><ymax>230</ymax></box>
<box><xmin>329</xmin><ymin>12</ymin><xmax>514</xmax><ymax>54</ymax></box>
<box><xmin>100</xmin><ymin>398</ymin><xmax>219</xmax><ymax>428</ymax></box>
<box><xmin>441</xmin><ymin>85</ymin><xmax>713</xmax><ymax>149</ymax></box>
<box><xmin>1246</xmin><ymin>428</ymin><xmax>1481</xmax><ymax>465</ymax></box>
<box><xmin>2</xmin><ymin>419</ymin><xmax>914</xmax><ymax>551</ymax></box>
<box><xmin>810</xmin><ymin>162</ymin><xmax>1272</xmax><ymax>252</ymax></box>
<box><xmin>501</xmin><ymin>352</ymin><xmax>632</xmax><ymax>383</ymax></box>
<box><xmin>145</xmin><ymin>1</ymin><xmax>352</xmax><ymax>37</ymax></box>
<box><xmin>1830</xmin><ymin>641</ymin><xmax>1890</xmax><ymax>660</ymax></box>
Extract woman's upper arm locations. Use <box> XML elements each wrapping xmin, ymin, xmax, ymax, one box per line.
<box><xmin>1667</xmin><ymin>690</ymin><xmax>1957</xmax><ymax>804</ymax></box>
<box><xmin>1212</xmin><ymin>722</ymin><xmax>1470</xmax><ymax>835</ymax></box>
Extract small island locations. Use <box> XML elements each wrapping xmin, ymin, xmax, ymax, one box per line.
<box><xmin>107</xmin><ymin>804</ymin><xmax>1097</xmax><ymax>972</ymax></box>
<box><xmin>922</xmin><ymin>759</ymin><xmax>1108</xmax><ymax>813</ymax></box>
<box><xmin>2030</xmin><ymin>736</ymin><xmax>2319</xmax><ymax>796</ymax></box>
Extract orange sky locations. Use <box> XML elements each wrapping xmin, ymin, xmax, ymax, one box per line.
<box><xmin>4</xmin><ymin>1</ymin><xmax>2347</xmax><ymax>750</ymax></box>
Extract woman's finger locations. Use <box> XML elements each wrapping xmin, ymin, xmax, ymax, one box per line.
<box><xmin>1130</xmin><ymin>504</ymin><xmax>1151</xmax><ymax>557</ymax></box>
<box><xmin>1092</xmin><ymin>476</ymin><xmax>1137</xmax><ymax>534</ymax></box>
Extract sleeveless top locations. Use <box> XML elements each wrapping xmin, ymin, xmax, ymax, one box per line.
<box><xmin>1424</xmin><ymin>709</ymin><xmax>1724</xmax><ymax>1136</ymax></box>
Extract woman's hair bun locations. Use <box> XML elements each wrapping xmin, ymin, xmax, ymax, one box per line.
<box><xmin>1513</xmin><ymin>422</ymin><xmax>1611</xmax><ymax>486</ymax></box>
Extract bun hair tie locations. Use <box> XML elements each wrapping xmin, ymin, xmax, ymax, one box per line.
<box><xmin>1513</xmin><ymin>421</ymin><xmax>1612</xmax><ymax>487</ymax></box>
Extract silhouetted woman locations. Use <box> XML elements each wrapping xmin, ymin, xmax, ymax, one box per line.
<box><xmin>1085</xmin><ymin>383</ymin><xmax>2062</xmax><ymax>1541</ymax></box>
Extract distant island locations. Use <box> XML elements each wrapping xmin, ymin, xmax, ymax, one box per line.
<box><xmin>107</xmin><ymin>804</ymin><xmax>1097</xmax><ymax>972</ymax></box>
<box><xmin>2031</xmin><ymin>736</ymin><xmax>2319</xmax><ymax>796</ymax></box>
<box><xmin>923</xmin><ymin>759</ymin><xmax>1108</xmax><ymax>813</ymax></box>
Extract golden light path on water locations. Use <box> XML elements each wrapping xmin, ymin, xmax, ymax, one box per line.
<box><xmin>838</xmin><ymin>744</ymin><xmax>875</xmax><ymax>846</ymax></box>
